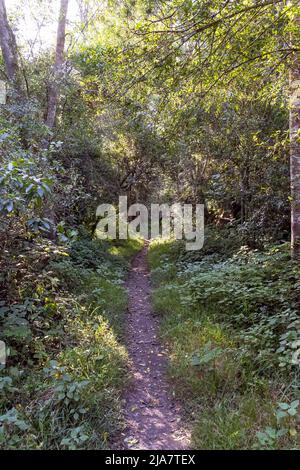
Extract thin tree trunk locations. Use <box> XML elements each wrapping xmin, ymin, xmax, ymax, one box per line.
<box><xmin>289</xmin><ymin>1</ymin><xmax>300</xmax><ymax>259</ymax></box>
<box><xmin>45</xmin><ymin>0</ymin><xmax>69</xmax><ymax>128</ymax></box>
<box><xmin>0</xmin><ymin>0</ymin><xmax>19</xmax><ymax>84</ymax></box>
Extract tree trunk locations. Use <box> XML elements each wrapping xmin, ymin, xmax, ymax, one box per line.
<box><xmin>289</xmin><ymin>1</ymin><xmax>300</xmax><ymax>259</ymax></box>
<box><xmin>45</xmin><ymin>0</ymin><xmax>69</xmax><ymax>128</ymax></box>
<box><xmin>0</xmin><ymin>0</ymin><xmax>19</xmax><ymax>84</ymax></box>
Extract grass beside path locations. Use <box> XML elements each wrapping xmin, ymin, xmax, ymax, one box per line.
<box><xmin>0</xmin><ymin>236</ymin><xmax>143</xmax><ymax>449</ymax></box>
<box><xmin>148</xmin><ymin>236</ymin><xmax>300</xmax><ymax>450</ymax></box>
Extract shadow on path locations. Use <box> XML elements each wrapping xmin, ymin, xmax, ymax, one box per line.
<box><xmin>118</xmin><ymin>242</ymin><xmax>190</xmax><ymax>450</ymax></box>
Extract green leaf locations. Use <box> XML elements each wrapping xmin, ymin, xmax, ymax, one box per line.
<box><xmin>6</xmin><ymin>200</ymin><xmax>13</xmax><ymax>212</ymax></box>
<box><xmin>278</xmin><ymin>402</ymin><xmax>290</xmax><ymax>410</ymax></box>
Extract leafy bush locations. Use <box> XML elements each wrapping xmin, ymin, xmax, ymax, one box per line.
<box><xmin>149</xmin><ymin>236</ymin><xmax>300</xmax><ymax>449</ymax></box>
<box><xmin>0</xmin><ymin>236</ymin><xmax>141</xmax><ymax>449</ymax></box>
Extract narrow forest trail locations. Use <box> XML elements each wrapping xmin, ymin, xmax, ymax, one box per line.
<box><xmin>118</xmin><ymin>242</ymin><xmax>190</xmax><ymax>450</ymax></box>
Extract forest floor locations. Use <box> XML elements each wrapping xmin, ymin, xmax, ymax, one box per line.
<box><xmin>117</xmin><ymin>242</ymin><xmax>190</xmax><ymax>450</ymax></box>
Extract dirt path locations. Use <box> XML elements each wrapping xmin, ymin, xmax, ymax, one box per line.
<box><xmin>118</xmin><ymin>243</ymin><xmax>190</xmax><ymax>450</ymax></box>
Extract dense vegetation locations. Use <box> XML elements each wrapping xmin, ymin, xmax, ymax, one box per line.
<box><xmin>0</xmin><ymin>0</ymin><xmax>300</xmax><ymax>450</ymax></box>
<box><xmin>0</xmin><ymin>234</ymin><xmax>142</xmax><ymax>449</ymax></box>
<box><xmin>149</xmin><ymin>234</ymin><xmax>300</xmax><ymax>449</ymax></box>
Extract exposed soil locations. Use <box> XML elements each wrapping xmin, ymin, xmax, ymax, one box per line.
<box><xmin>117</xmin><ymin>242</ymin><xmax>190</xmax><ymax>450</ymax></box>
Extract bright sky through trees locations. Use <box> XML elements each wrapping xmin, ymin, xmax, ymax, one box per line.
<box><xmin>6</xmin><ymin>0</ymin><xmax>80</xmax><ymax>51</ymax></box>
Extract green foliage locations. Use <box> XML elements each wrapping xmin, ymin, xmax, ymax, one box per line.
<box><xmin>0</xmin><ymin>0</ymin><xmax>299</xmax><ymax>452</ymax></box>
<box><xmin>0</xmin><ymin>408</ymin><xmax>32</xmax><ymax>448</ymax></box>
<box><xmin>0</xmin><ymin>236</ymin><xmax>140</xmax><ymax>449</ymax></box>
<box><xmin>192</xmin><ymin>396</ymin><xmax>275</xmax><ymax>450</ymax></box>
<box><xmin>0</xmin><ymin>153</ymin><xmax>54</xmax><ymax>235</ymax></box>
<box><xmin>256</xmin><ymin>400</ymin><xmax>300</xmax><ymax>449</ymax></box>
<box><xmin>0</xmin><ymin>158</ymin><xmax>52</xmax><ymax>212</ymax></box>
<box><xmin>149</xmin><ymin>235</ymin><xmax>300</xmax><ymax>449</ymax></box>
<box><xmin>101</xmin><ymin>0</ymin><xmax>291</xmax><ymax>243</ymax></box>
<box><xmin>60</xmin><ymin>427</ymin><xmax>90</xmax><ymax>450</ymax></box>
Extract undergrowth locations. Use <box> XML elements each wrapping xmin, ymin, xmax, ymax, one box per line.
<box><xmin>0</xmin><ymin>232</ymin><xmax>142</xmax><ymax>449</ymax></box>
<box><xmin>149</xmin><ymin>228</ymin><xmax>300</xmax><ymax>450</ymax></box>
